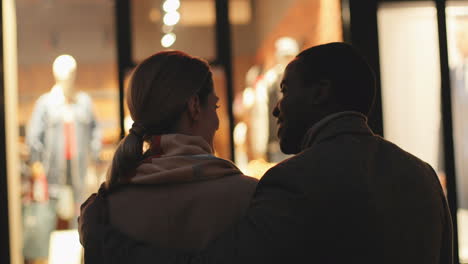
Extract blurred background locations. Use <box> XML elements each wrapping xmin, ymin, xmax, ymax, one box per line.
<box><xmin>1</xmin><ymin>0</ymin><xmax>468</xmax><ymax>263</ymax></box>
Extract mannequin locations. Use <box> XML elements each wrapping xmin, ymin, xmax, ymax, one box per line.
<box><xmin>26</xmin><ymin>54</ymin><xmax>101</xmax><ymax>237</ymax></box>
<box><xmin>254</xmin><ymin>37</ymin><xmax>299</xmax><ymax>163</ymax></box>
<box><xmin>244</xmin><ymin>65</ymin><xmax>269</xmax><ymax>160</ymax></box>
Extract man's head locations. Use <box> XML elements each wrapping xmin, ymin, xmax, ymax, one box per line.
<box><xmin>273</xmin><ymin>42</ymin><xmax>376</xmax><ymax>154</ymax></box>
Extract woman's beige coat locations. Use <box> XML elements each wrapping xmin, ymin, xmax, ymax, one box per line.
<box><xmin>108</xmin><ymin>134</ymin><xmax>258</xmax><ymax>250</ymax></box>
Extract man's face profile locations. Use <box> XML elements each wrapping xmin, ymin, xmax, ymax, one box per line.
<box><xmin>273</xmin><ymin>60</ymin><xmax>319</xmax><ymax>154</ymax></box>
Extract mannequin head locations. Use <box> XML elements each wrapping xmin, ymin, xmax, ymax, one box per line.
<box><xmin>274</xmin><ymin>37</ymin><xmax>300</xmax><ymax>66</ymax></box>
<box><xmin>53</xmin><ymin>54</ymin><xmax>77</xmax><ymax>99</ymax></box>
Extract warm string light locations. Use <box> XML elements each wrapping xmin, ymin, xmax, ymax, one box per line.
<box><xmin>163</xmin><ymin>0</ymin><xmax>180</xmax><ymax>13</ymax></box>
<box><xmin>161</xmin><ymin>0</ymin><xmax>181</xmax><ymax>48</ymax></box>
<box><xmin>161</xmin><ymin>33</ymin><xmax>176</xmax><ymax>48</ymax></box>
<box><xmin>163</xmin><ymin>11</ymin><xmax>180</xmax><ymax>26</ymax></box>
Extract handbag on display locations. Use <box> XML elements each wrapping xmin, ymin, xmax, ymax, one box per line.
<box><xmin>56</xmin><ymin>184</ymin><xmax>75</xmax><ymax>221</ymax></box>
<box><xmin>22</xmin><ymin>162</ymin><xmax>56</xmax><ymax>260</ymax></box>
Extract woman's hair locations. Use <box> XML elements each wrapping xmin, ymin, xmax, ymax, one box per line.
<box><xmin>106</xmin><ymin>51</ymin><xmax>213</xmax><ymax>188</ymax></box>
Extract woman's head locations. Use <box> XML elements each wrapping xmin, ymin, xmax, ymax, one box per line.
<box><xmin>107</xmin><ymin>51</ymin><xmax>219</xmax><ymax>188</ymax></box>
<box><xmin>128</xmin><ymin>50</ymin><xmax>218</xmax><ymax>136</ymax></box>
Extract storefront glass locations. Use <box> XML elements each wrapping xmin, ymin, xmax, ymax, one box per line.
<box><xmin>446</xmin><ymin>1</ymin><xmax>468</xmax><ymax>262</ymax></box>
<box><xmin>230</xmin><ymin>0</ymin><xmax>343</xmax><ymax>178</ymax></box>
<box><xmin>15</xmin><ymin>0</ymin><xmax>119</xmax><ymax>263</ymax></box>
<box><xmin>377</xmin><ymin>2</ymin><xmax>444</xmax><ymax>184</ymax></box>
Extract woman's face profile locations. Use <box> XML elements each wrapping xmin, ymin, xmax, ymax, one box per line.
<box><xmin>198</xmin><ymin>90</ymin><xmax>220</xmax><ymax>148</ymax></box>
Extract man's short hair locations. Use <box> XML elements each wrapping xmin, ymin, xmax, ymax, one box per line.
<box><xmin>295</xmin><ymin>42</ymin><xmax>376</xmax><ymax>115</ymax></box>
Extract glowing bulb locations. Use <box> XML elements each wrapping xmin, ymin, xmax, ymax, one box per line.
<box><xmin>124</xmin><ymin>115</ymin><xmax>134</xmax><ymax>135</ymax></box>
<box><xmin>234</xmin><ymin>122</ymin><xmax>247</xmax><ymax>145</ymax></box>
<box><xmin>161</xmin><ymin>33</ymin><xmax>176</xmax><ymax>48</ymax></box>
<box><xmin>163</xmin><ymin>11</ymin><xmax>180</xmax><ymax>26</ymax></box>
<box><xmin>163</xmin><ymin>0</ymin><xmax>180</xmax><ymax>12</ymax></box>
<box><xmin>265</xmin><ymin>69</ymin><xmax>277</xmax><ymax>84</ymax></box>
<box><xmin>242</xmin><ymin>87</ymin><xmax>255</xmax><ymax>108</ymax></box>
<box><xmin>255</xmin><ymin>80</ymin><xmax>267</xmax><ymax>102</ymax></box>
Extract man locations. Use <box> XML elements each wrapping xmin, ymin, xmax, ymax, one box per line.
<box><xmin>79</xmin><ymin>42</ymin><xmax>453</xmax><ymax>264</ymax></box>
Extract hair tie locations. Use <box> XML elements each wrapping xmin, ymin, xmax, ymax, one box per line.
<box><xmin>129</xmin><ymin>122</ymin><xmax>147</xmax><ymax>138</ymax></box>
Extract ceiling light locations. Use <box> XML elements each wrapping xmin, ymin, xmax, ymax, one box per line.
<box><xmin>163</xmin><ymin>11</ymin><xmax>180</xmax><ymax>26</ymax></box>
<box><xmin>161</xmin><ymin>33</ymin><xmax>176</xmax><ymax>48</ymax></box>
<box><xmin>163</xmin><ymin>0</ymin><xmax>180</xmax><ymax>13</ymax></box>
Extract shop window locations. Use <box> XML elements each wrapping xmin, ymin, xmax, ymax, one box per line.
<box><xmin>13</xmin><ymin>0</ymin><xmax>119</xmax><ymax>262</ymax></box>
<box><xmin>447</xmin><ymin>2</ymin><xmax>468</xmax><ymax>262</ymax></box>
<box><xmin>230</xmin><ymin>0</ymin><xmax>343</xmax><ymax>178</ymax></box>
<box><xmin>377</xmin><ymin>2</ymin><xmax>444</xmax><ymax>185</ymax></box>
<box><xmin>376</xmin><ymin>2</ymin><xmax>467</xmax><ymax>258</ymax></box>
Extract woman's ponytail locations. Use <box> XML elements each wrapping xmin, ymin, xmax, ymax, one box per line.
<box><xmin>106</xmin><ymin>124</ymin><xmax>146</xmax><ymax>189</ymax></box>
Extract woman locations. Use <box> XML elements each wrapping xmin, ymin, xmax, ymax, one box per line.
<box><xmin>101</xmin><ymin>51</ymin><xmax>257</xmax><ymax>251</ymax></box>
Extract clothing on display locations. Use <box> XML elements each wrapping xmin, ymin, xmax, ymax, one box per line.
<box><xmin>24</xmin><ymin>55</ymin><xmax>101</xmax><ymax>260</ymax></box>
<box><xmin>249</xmin><ymin>37</ymin><xmax>299</xmax><ymax>163</ymax></box>
<box><xmin>26</xmin><ymin>88</ymin><xmax>101</xmax><ymax>204</ymax></box>
<box><xmin>21</xmin><ymin>157</ymin><xmax>56</xmax><ymax>260</ymax></box>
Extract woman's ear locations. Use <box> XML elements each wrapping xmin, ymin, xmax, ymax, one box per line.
<box><xmin>187</xmin><ymin>95</ymin><xmax>201</xmax><ymax>122</ymax></box>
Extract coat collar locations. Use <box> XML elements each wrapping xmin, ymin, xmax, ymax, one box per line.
<box><xmin>300</xmin><ymin>111</ymin><xmax>374</xmax><ymax>150</ymax></box>
<box><xmin>128</xmin><ymin>134</ymin><xmax>242</xmax><ymax>185</ymax></box>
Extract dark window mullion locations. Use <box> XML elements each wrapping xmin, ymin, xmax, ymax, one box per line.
<box><xmin>436</xmin><ymin>0</ymin><xmax>459</xmax><ymax>263</ymax></box>
<box><xmin>114</xmin><ymin>0</ymin><xmax>133</xmax><ymax>140</ymax></box>
<box><xmin>215</xmin><ymin>0</ymin><xmax>235</xmax><ymax>160</ymax></box>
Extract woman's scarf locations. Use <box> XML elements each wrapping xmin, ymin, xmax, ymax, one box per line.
<box><xmin>130</xmin><ymin>134</ymin><xmax>242</xmax><ymax>185</ymax></box>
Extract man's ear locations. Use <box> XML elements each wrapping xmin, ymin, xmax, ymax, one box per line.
<box><xmin>311</xmin><ymin>80</ymin><xmax>332</xmax><ymax>105</ymax></box>
<box><xmin>187</xmin><ymin>95</ymin><xmax>201</xmax><ymax>122</ymax></box>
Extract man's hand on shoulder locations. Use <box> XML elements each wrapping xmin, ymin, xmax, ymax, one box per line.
<box><xmin>78</xmin><ymin>189</ymin><xmax>107</xmax><ymax>246</ymax></box>
<box><xmin>78</xmin><ymin>184</ymin><xmax>110</xmax><ymax>263</ymax></box>
<box><xmin>78</xmin><ymin>184</ymin><xmax>198</xmax><ymax>264</ymax></box>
